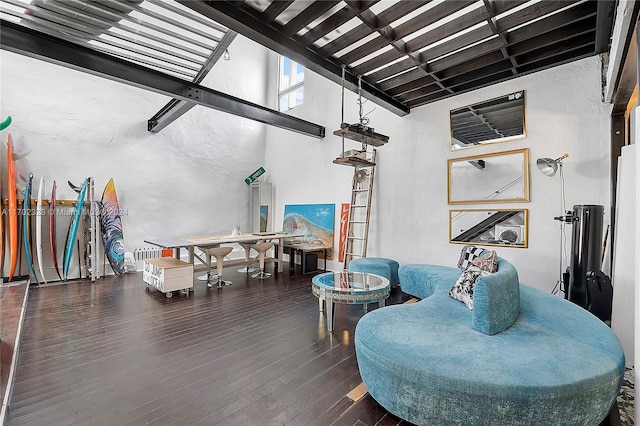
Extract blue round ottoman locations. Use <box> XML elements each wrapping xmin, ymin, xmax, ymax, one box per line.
<box><xmin>348</xmin><ymin>258</ymin><xmax>399</xmax><ymax>287</ymax></box>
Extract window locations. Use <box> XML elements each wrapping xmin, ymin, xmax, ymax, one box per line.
<box><xmin>278</xmin><ymin>56</ymin><xmax>304</xmax><ymax>111</ymax></box>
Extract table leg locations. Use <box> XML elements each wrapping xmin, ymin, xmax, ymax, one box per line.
<box><xmin>379</xmin><ymin>299</ymin><xmax>386</xmax><ymax>308</ymax></box>
<box><xmin>188</xmin><ymin>247</ymin><xmax>194</xmax><ymax>264</ymax></box>
<box><xmin>324</xmin><ymin>249</ymin><xmax>327</xmax><ymax>271</ymax></box>
<box><xmin>277</xmin><ymin>238</ymin><xmax>284</xmax><ymax>273</ymax></box>
<box><xmin>319</xmin><ymin>297</ymin><xmax>324</xmax><ymax>312</ymax></box>
<box><xmin>326</xmin><ymin>300</ymin><xmax>334</xmax><ymax>332</ymax></box>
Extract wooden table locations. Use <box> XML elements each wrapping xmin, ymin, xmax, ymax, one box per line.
<box><xmin>274</xmin><ymin>241</ymin><xmax>329</xmax><ymax>274</ymax></box>
<box><xmin>144</xmin><ymin>233</ymin><xmax>303</xmax><ymax>274</ymax></box>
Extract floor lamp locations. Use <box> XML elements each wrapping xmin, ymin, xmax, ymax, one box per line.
<box><xmin>536</xmin><ymin>154</ymin><xmax>571</xmax><ymax>296</ymax></box>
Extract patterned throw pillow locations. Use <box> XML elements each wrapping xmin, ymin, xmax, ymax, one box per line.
<box><xmin>471</xmin><ymin>250</ymin><xmax>499</xmax><ymax>273</ymax></box>
<box><xmin>457</xmin><ymin>245</ymin><xmax>484</xmax><ymax>270</ymax></box>
<box><xmin>448</xmin><ymin>265</ymin><xmax>491</xmax><ymax>310</ymax></box>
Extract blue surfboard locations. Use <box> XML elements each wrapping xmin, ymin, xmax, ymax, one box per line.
<box><xmin>63</xmin><ymin>178</ymin><xmax>88</xmax><ymax>281</ymax></box>
<box><xmin>23</xmin><ymin>173</ymin><xmax>40</xmax><ymax>284</ymax></box>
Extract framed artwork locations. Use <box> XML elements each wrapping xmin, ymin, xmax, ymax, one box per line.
<box><xmin>283</xmin><ymin>204</ymin><xmax>335</xmax><ymax>258</ymax></box>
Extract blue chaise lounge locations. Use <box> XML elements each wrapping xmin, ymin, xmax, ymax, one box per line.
<box><xmin>354</xmin><ymin>256</ymin><xmax>625</xmax><ymax>425</ymax></box>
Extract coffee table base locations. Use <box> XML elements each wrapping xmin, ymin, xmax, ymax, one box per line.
<box><xmin>318</xmin><ymin>297</ymin><xmax>387</xmax><ymax>332</ymax></box>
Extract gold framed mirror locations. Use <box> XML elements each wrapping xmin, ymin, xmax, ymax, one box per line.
<box><xmin>450</xmin><ymin>91</ymin><xmax>525</xmax><ymax>150</ymax></box>
<box><xmin>447</xmin><ymin>148</ymin><xmax>530</xmax><ymax>204</ymax></box>
<box><xmin>450</xmin><ymin>209</ymin><xmax>528</xmax><ymax>248</ymax></box>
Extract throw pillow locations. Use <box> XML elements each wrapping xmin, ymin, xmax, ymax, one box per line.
<box><xmin>457</xmin><ymin>245</ymin><xmax>484</xmax><ymax>270</ymax></box>
<box><xmin>448</xmin><ymin>265</ymin><xmax>490</xmax><ymax>310</ymax></box>
<box><xmin>471</xmin><ymin>250</ymin><xmax>499</xmax><ymax>273</ymax></box>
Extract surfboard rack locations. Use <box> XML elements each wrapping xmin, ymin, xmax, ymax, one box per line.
<box><xmin>84</xmin><ymin>177</ymin><xmax>101</xmax><ymax>282</ymax></box>
<box><xmin>1</xmin><ymin>198</ymin><xmax>89</xmax><ymax>207</ymax></box>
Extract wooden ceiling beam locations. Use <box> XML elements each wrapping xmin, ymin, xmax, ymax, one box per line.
<box><xmin>376</xmin><ymin>8</ymin><xmax>599</xmax><ymax>93</ymax></box>
<box><xmin>483</xmin><ymin>0</ymin><xmax>517</xmax><ymax>75</ymax></box>
<box><xmin>320</xmin><ymin>0</ymin><xmax>428</xmax><ymax>57</ymax></box>
<box><xmin>387</xmin><ymin>76</ymin><xmax>442</xmax><ymax>97</ymax></box>
<box><xmin>514</xmin><ymin>33</ymin><xmax>595</xmax><ymax>66</ymax></box>
<box><xmin>282</xmin><ymin>1</ymin><xmax>341</xmax><ymax>37</ymax></box>
<box><xmin>179</xmin><ymin>0</ymin><xmax>409</xmax><ymax>116</ymax></box>
<box><xmin>497</xmin><ymin>1</ymin><xmax>581</xmax><ymax>31</ymax></box>
<box><xmin>395</xmin><ymin>83</ymin><xmax>443</xmax><ymax>103</ymax></box>
<box><xmin>262</xmin><ymin>1</ymin><xmax>294</xmax><ymax>24</ymax></box>
<box><xmin>377</xmin><ymin>68</ymin><xmax>432</xmax><ymax>91</ymax></box>
<box><xmin>300</xmin><ymin>5</ymin><xmax>359</xmax><ymax>45</ymax></box>
<box><xmin>505</xmin><ymin>1</ymin><xmax>596</xmax><ymax>44</ymax></box>
<box><xmin>394</xmin><ymin>0</ymin><xmax>476</xmax><ymax>39</ymax></box>
<box><xmin>354</xmin><ymin>5</ymin><xmax>488</xmax><ymax>75</ymax></box>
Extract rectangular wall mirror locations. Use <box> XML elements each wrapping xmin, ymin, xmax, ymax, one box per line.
<box><xmin>450</xmin><ymin>209</ymin><xmax>528</xmax><ymax>248</ymax></box>
<box><xmin>450</xmin><ymin>91</ymin><xmax>525</xmax><ymax>150</ymax></box>
<box><xmin>447</xmin><ymin>148</ymin><xmax>529</xmax><ymax>204</ymax></box>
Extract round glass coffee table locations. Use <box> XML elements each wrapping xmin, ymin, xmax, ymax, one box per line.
<box><xmin>311</xmin><ymin>271</ymin><xmax>390</xmax><ymax>332</ymax></box>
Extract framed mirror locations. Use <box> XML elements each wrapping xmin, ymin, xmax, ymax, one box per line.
<box><xmin>450</xmin><ymin>91</ymin><xmax>525</xmax><ymax>150</ymax></box>
<box><xmin>447</xmin><ymin>148</ymin><xmax>529</xmax><ymax>204</ymax></box>
<box><xmin>450</xmin><ymin>209</ymin><xmax>528</xmax><ymax>248</ymax></box>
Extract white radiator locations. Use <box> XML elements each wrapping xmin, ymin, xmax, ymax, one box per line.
<box><xmin>133</xmin><ymin>247</ymin><xmax>163</xmax><ymax>261</ymax></box>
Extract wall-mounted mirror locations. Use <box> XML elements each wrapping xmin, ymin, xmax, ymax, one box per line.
<box><xmin>450</xmin><ymin>209</ymin><xmax>528</xmax><ymax>248</ymax></box>
<box><xmin>447</xmin><ymin>148</ymin><xmax>529</xmax><ymax>204</ymax></box>
<box><xmin>450</xmin><ymin>91</ymin><xmax>525</xmax><ymax>150</ymax></box>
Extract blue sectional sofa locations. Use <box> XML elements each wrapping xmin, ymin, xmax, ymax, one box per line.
<box><xmin>354</xmin><ymin>257</ymin><xmax>625</xmax><ymax>425</ymax></box>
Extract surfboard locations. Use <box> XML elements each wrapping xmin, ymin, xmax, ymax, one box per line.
<box><xmin>0</xmin><ymin>116</ymin><xmax>11</xmax><ymax>131</ymax></box>
<box><xmin>0</xmin><ymin>138</ymin><xmax>4</xmax><ymax>277</ymax></box>
<box><xmin>7</xmin><ymin>135</ymin><xmax>18</xmax><ymax>281</ymax></box>
<box><xmin>36</xmin><ymin>177</ymin><xmax>47</xmax><ymax>284</ymax></box>
<box><xmin>49</xmin><ymin>180</ymin><xmax>61</xmax><ymax>280</ymax></box>
<box><xmin>63</xmin><ymin>178</ymin><xmax>88</xmax><ymax>281</ymax></box>
<box><xmin>99</xmin><ymin>178</ymin><xmax>125</xmax><ymax>275</ymax></box>
<box><xmin>23</xmin><ymin>173</ymin><xmax>39</xmax><ymax>284</ymax></box>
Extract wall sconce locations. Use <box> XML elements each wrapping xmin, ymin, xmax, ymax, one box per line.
<box><xmin>223</xmin><ymin>49</ymin><xmax>230</xmax><ymax>61</ymax></box>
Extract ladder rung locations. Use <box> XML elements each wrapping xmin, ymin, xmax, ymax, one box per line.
<box><xmin>349</xmin><ymin>220</ymin><xmax>367</xmax><ymax>224</ymax></box>
<box><xmin>348</xmin><ymin>236</ymin><xmax>365</xmax><ymax>240</ymax></box>
<box><xmin>353</xmin><ymin>189</ymin><xmax>369</xmax><ymax>192</ymax></box>
<box><xmin>350</xmin><ymin>205</ymin><xmax>367</xmax><ymax>208</ymax></box>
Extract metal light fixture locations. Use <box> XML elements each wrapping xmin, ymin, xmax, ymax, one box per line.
<box><xmin>536</xmin><ymin>153</ymin><xmax>569</xmax><ymax>177</ymax></box>
<box><xmin>223</xmin><ymin>48</ymin><xmax>230</xmax><ymax>61</ymax></box>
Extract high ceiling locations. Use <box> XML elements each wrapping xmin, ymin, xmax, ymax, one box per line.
<box><xmin>182</xmin><ymin>0</ymin><xmax>616</xmax><ymax>116</ymax></box>
<box><xmin>0</xmin><ymin>0</ymin><xmax>621</xmax><ymax>135</ymax></box>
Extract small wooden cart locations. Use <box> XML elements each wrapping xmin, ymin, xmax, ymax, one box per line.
<box><xmin>143</xmin><ymin>257</ymin><xmax>193</xmax><ymax>298</ymax></box>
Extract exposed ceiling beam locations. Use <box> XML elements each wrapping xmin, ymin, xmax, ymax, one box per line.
<box><xmin>0</xmin><ymin>20</ymin><xmax>325</xmax><ymax>139</ymax></box>
<box><xmin>595</xmin><ymin>0</ymin><xmax>616</xmax><ymax>53</ymax></box>
<box><xmin>148</xmin><ymin>30</ymin><xmax>237</xmax><ymax>133</ymax></box>
<box><xmin>177</xmin><ymin>0</ymin><xmax>409</xmax><ymax>116</ymax></box>
<box><xmin>604</xmin><ymin>0</ymin><xmax>640</xmax><ymax>105</ymax></box>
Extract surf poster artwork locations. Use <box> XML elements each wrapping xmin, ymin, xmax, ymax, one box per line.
<box><xmin>282</xmin><ymin>203</ymin><xmax>335</xmax><ymax>259</ymax></box>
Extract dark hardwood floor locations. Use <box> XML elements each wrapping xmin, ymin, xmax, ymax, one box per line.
<box><xmin>5</xmin><ymin>263</ymin><xmax>412</xmax><ymax>425</ymax></box>
<box><xmin>1</xmin><ymin>281</ymin><xmax>28</xmax><ymax>408</ymax></box>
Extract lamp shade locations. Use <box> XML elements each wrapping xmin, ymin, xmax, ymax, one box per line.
<box><xmin>536</xmin><ymin>158</ymin><xmax>558</xmax><ymax>177</ymax></box>
<box><xmin>536</xmin><ymin>153</ymin><xmax>569</xmax><ymax>177</ymax></box>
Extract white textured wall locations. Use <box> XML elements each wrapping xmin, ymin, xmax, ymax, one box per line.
<box><xmin>265</xmin><ymin>56</ymin><xmax>612</xmax><ymax>292</ymax></box>
<box><xmin>0</xmin><ymin>35</ymin><xmax>268</xmax><ymax>280</ymax></box>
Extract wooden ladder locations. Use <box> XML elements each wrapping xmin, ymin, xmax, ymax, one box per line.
<box><xmin>343</xmin><ymin>150</ymin><xmax>376</xmax><ymax>269</ymax></box>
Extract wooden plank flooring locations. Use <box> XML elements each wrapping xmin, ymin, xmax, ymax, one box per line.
<box><xmin>1</xmin><ymin>281</ymin><xmax>28</xmax><ymax>408</ymax></box>
<box><xmin>5</xmin><ymin>264</ymin><xmax>411</xmax><ymax>425</ymax></box>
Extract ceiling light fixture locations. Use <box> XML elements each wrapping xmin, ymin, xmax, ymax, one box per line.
<box><xmin>223</xmin><ymin>48</ymin><xmax>230</xmax><ymax>61</ymax></box>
